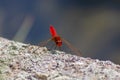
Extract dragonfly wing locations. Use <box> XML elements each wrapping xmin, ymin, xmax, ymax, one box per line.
<box><xmin>33</xmin><ymin>39</ymin><xmax>52</xmax><ymax>53</ymax></box>
<box><xmin>62</xmin><ymin>38</ymin><xmax>81</xmax><ymax>56</ymax></box>
<box><xmin>37</xmin><ymin>38</ymin><xmax>60</xmax><ymax>50</ymax></box>
<box><xmin>38</xmin><ymin>38</ymin><xmax>52</xmax><ymax>47</ymax></box>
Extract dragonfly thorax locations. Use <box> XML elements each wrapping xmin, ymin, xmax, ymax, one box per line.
<box><xmin>52</xmin><ymin>35</ymin><xmax>62</xmax><ymax>47</ymax></box>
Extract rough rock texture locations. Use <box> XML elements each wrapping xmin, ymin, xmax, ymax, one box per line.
<box><xmin>0</xmin><ymin>37</ymin><xmax>120</xmax><ymax>80</ymax></box>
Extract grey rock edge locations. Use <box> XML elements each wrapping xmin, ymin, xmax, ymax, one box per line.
<box><xmin>0</xmin><ymin>37</ymin><xmax>120</xmax><ymax>80</ymax></box>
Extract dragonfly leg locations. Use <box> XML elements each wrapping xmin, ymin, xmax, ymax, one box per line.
<box><xmin>54</xmin><ymin>45</ymin><xmax>57</xmax><ymax>50</ymax></box>
<box><xmin>58</xmin><ymin>46</ymin><xmax>62</xmax><ymax>51</ymax></box>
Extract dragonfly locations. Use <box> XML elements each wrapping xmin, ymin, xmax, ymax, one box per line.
<box><xmin>34</xmin><ymin>25</ymin><xmax>81</xmax><ymax>56</ymax></box>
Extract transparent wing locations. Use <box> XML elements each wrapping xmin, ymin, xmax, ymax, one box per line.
<box><xmin>38</xmin><ymin>38</ymin><xmax>52</xmax><ymax>47</ymax></box>
<box><xmin>32</xmin><ymin>39</ymin><xmax>52</xmax><ymax>53</ymax></box>
<box><xmin>32</xmin><ymin>37</ymin><xmax>82</xmax><ymax>56</ymax></box>
<box><xmin>62</xmin><ymin>38</ymin><xmax>82</xmax><ymax>56</ymax></box>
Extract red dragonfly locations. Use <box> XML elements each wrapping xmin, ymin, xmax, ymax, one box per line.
<box><xmin>35</xmin><ymin>25</ymin><xmax>81</xmax><ymax>56</ymax></box>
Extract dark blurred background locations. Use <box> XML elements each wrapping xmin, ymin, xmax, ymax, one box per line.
<box><xmin>0</xmin><ymin>0</ymin><xmax>120</xmax><ymax>64</ymax></box>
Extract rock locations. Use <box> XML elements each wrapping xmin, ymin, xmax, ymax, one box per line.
<box><xmin>0</xmin><ymin>37</ymin><xmax>120</xmax><ymax>80</ymax></box>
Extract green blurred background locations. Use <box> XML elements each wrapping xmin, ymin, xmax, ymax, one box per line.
<box><xmin>0</xmin><ymin>0</ymin><xmax>120</xmax><ymax>64</ymax></box>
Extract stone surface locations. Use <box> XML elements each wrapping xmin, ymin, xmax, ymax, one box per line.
<box><xmin>0</xmin><ymin>37</ymin><xmax>120</xmax><ymax>80</ymax></box>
